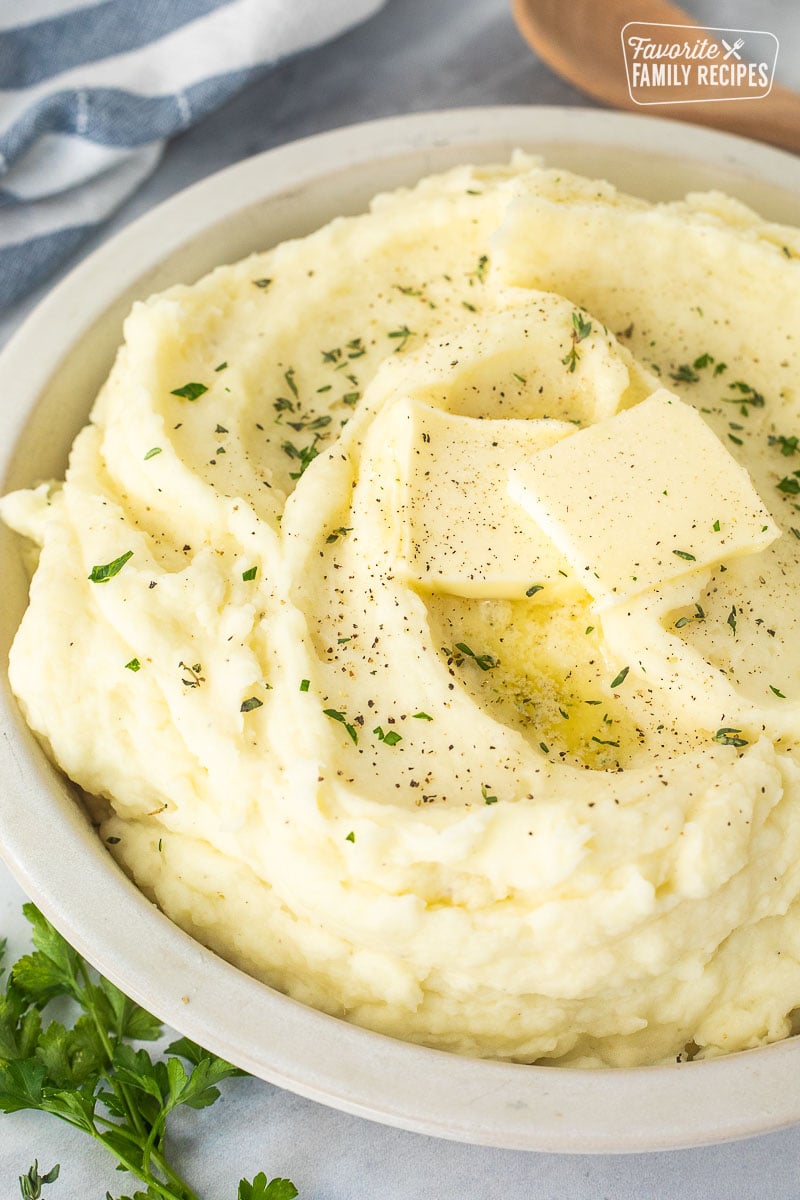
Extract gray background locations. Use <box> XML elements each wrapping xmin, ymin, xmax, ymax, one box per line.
<box><xmin>2</xmin><ymin>0</ymin><xmax>800</xmax><ymax>1195</ymax></box>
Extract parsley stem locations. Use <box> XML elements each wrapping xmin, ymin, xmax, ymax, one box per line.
<box><xmin>91</xmin><ymin>1120</ymin><xmax>199</xmax><ymax>1200</ymax></box>
<box><xmin>149</xmin><ymin>1147</ymin><xmax>201</xmax><ymax>1200</ymax></box>
<box><xmin>75</xmin><ymin>959</ymin><xmax>150</xmax><ymax>1148</ymax></box>
<box><xmin>93</xmin><ymin>1128</ymin><xmax>197</xmax><ymax>1200</ymax></box>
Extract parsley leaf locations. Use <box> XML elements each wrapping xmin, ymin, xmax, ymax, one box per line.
<box><xmin>238</xmin><ymin>1176</ymin><xmax>298</xmax><ymax>1200</ymax></box>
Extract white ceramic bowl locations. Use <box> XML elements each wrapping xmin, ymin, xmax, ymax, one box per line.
<box><xmin>3</xmin><ymin>107</ymin><xmax>800</xmax><ymax>1154</ymax></box>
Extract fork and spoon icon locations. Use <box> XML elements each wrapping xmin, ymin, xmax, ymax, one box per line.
<box><xmin>722</xmin><ymin>37</ymin><xmax>745</xmax><ymax>60</ymax></box>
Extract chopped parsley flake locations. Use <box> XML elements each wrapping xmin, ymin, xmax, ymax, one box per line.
<box><xmin>388</xmin><ymin>325</ymin><xmax>414</xmax><ymax>352</ymax></box>
<box><xmin>770</xmin><ymin>685</ymin><xmax>786</xmax><ymax>698</ymax></box>
<box><xmin>769</xmin><ymin>434</ymin><xmax>799</xmax><ymax>457</ymax></box>
<box><xmin>143</xmin><ymin>446</ymin><xmax>162</xmax><ymax>460</ymax></box>
<box><xmin>284</xmin><ymin>368</ymin><xmax>298</xmax><ymax>397</ymax></box>
<box><xmin>721</xmin><ymin>380</ymin><xmax>765</xmax><ymax>417</ymax></box>
<box><xmin>242</xmin><ymin>566</ymin><xmax>258</xmax><ymax>581</ymax></box>
<box><xmin>525</xmin><ymin>584</ymin><xmax>544</xmax><ymax>597</ymax></box>
<box><xmin>252</xmin><ymin>277</ymin><xmax>272</xmax><ymax>289</ymax></box>
<box><xmin>714</xmin><ymin>727</ymin><xmax>748</xmax><ymax>748</ymax></box>
<box><xmin>323</xmin><ymin>708</ymin><xmax>358</xmax><ymax>744</ymax></box>
<box><xmin>240</xmin><ymin>696</ymin><xmax>263</xmax><ymax>713</ymax></box>
<box><xmin>562</xmin><ymin>310</ymin><xmax>592</xmax><ymax>372</ymax></box>
<box><xmin>673</xmin><ymin>549</ymin><xmax>696</xmax><ymax>561</ymax></box>
<box><xmin>300</xmin><ymin>679</ymin><xmax>310</xmax><ymax>692</ymax></box>
<box><xmin>453</xmin><ymin>642</ymin><xmax>499</xmax><ymax>671</ymax></box>
<box><xmin>345</xmin><ymin>831</ymin><xmax>355</xmax><ymax>843</ymax></box>
<box><xmin>325</xmin><ymin>526</ymin><xmax>352</xmax><ymax>544</ymax></box>
<box><xmin>88</xmin><ymin>550</ymin><xmax>133</xmax><ymax>583</ymax></box>
<box><xmin>179</xmin><ymin>661</ymin><xmax>205</xmax><ymax>688</ymax></box>
<box><xmin>281</xmin><ymin>439</ymin><xmax>319</xmax><ymax>479</ymax></box>
<box><xmin>610</xmin><ymin>666</ymin><xmax>630</xmax><ymax>689</ymax></box>
<box><xmin>124</xmin><ymin>658</ymin><xmax>141</xmax><ymax>672</ymax></box>
<box><xmin>481</xmin><ymin>783</ymin><xmax>498</xmax><ymax>805</ymax></box>
<box><xmin>214</xmin><ymin>361</ymin><xmax>228</xmax><ymax>372</ymax></box>
<box><xmin>669</xmin><ymin>363</ymin><xmax>700</xmax><ymax>384</ymax></box>
<box><xmin>170</xmin><ymin>382</ymin><xmax>208</xmax><ymax>401</ymax></box>
<box><xmin>412</xmin><ymin>711</ymin><xmax>433</xmax><ymax>721</ymax></box>
<box><xmin>374</xmin><ymin>726</ymin><xmax>402</xmax><ymax>746</ymax></box>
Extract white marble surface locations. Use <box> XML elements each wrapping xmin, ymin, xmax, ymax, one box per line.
<box><xmin>2</xmin><ymin>0</ymin><xmax>800</xmax><ymax>1195</ymax></box>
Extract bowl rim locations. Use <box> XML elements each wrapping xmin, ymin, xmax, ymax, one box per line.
<box><xmin>3</xmin><ymin>105</ymin><xmax>800</xmax><ymax>1155</ymax></box>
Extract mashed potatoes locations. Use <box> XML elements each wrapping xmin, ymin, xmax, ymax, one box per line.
<box><xmin>4</xmin><ymin>155</ymin><xmax>800</xmax><ymax>1067</ymax></box>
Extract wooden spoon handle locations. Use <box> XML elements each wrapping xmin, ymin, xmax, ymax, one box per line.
<box><xmin>643</xmin><ymin>88</ymin><xmax>800</xmax><ymax>156</ymax></box>
<box><xmin>512</xmin><ymin>0</ymin><xmax>800</xmax><ymax>155</ymax></box>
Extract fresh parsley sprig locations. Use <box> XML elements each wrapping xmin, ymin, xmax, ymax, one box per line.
<box><xmin>2</xmin><ymin>905</ymin><xmax>296</xmax><ymax>1200</ymax></box>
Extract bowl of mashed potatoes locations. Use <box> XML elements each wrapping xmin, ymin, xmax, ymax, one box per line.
<box><xmin>2</xmin><ymin>106</ymin><xmax>800</xmax><ymax>1151</ymax></box>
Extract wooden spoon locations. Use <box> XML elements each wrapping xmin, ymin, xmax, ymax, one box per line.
<box><xmin>512</xmin><ymin>0</ymin><xmax>800</xmax><ymax>154</ymax></box>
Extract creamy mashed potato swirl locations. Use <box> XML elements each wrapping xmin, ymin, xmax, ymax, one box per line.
<box><xmin>4</xmin><ymin>156</ymin><xmax>800</xmax><ymax>1066</ymax></box>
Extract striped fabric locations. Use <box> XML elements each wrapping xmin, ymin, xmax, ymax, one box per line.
<box><xmin>0</xmin><ymin>0</ymin><xmax>384</xmax><ymax>310</ymax></box>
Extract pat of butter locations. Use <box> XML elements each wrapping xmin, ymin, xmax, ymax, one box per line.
<box><xmin>508</xmin><ymin>390</ymin><xmax>780</xmax><ymax>605</ymax></box>
<box><xmin>393</xmin><ymin>399</ymin><xmax>577</xmax><ymax>599</ymax></box>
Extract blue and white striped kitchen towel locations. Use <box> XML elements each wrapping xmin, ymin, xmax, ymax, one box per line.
<box><xmin>0</xmin><ymin>0</ymin><xmax>384</xmax><ymax>310</ymax></box>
